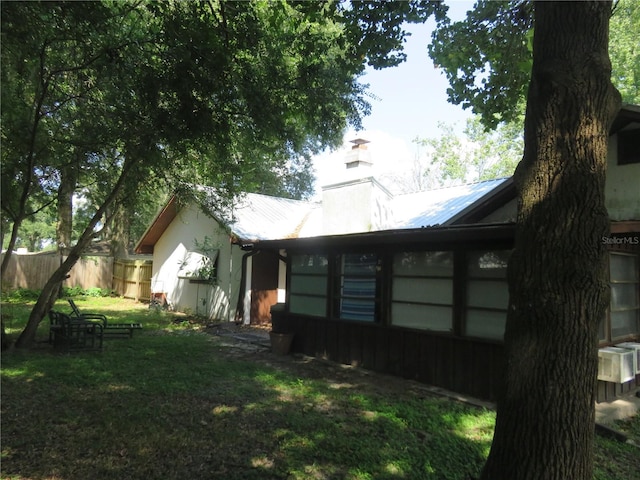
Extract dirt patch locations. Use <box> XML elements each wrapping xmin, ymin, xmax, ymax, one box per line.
<box><xmin>204</xmin><ymin>323</ymin><xmax>495</xmax><ymax>410</ymax></box>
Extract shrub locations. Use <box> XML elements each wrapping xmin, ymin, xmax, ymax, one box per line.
<box><xmin>1</xmin><ymin>288</ymin><xmax>41</xmax><ymax>302</ymax></box>
<box><xmin>84</xmin><ymin>287</ymin><xmax>110</xmax><ymax>297</ymax></box>
<box><xmin>62</xmin><ymin>286</ymin><xmax>84</xmax><ymax>297</ymax></box>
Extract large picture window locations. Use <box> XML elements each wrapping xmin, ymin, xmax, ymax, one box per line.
<box><xmin>289</xmin><ymin>254</ymin><xmax>328</xmax><ymax>317</ymax></box>
<box><xmin>391</xmin><ymin>251</ymin><xmax>453</xmax><ymax>332</ymax></box>
<box><xmin>609</xmin><ymin>252</ymin><xmax>639</xmax><ymax>340</ymax></box>
<box><xmin>335</xmin><ymin>253</ymin><xmax>380</xmax><ymax>322</ymax></box>
<box><xmin>465</xmin><ymin>250</ymin><xmax>510</xmax><ymax>340</ymax></box>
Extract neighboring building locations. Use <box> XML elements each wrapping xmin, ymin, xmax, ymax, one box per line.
<box><xmin>259</xmin><ymin>105</ymin><xmax>640</xmax><ymax>403</ymax></box>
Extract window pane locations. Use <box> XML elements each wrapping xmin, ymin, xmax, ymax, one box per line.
<box><xmin>290</xmin><ymin>295</ymin><xmax>326</xmax><ymax>317</ymax></box>
<box><xmin>611</xmin><ymin>283</ymin><xmax>639</xmax><ymax>311</ymax></box>
<box><xmin>340</xmin><ymin>298</ymin><xmax>375</xmax><ymax>321</ymax></box>
<box><xmin>343</xmin><ymin>253</ymin><xmax>378</xmax><ymax>274</ymax></box>
<box><xmin>466</xmin><ymin>309</ymin><xmax>506</xmax><ymax>340</ymax></box>
<box><xmin>291</xmin><ymin>254</ymin><xmax>328</xmax><ymax>273</ymax></box>
<box><xmin>468</xmin><ymin>251</ymin><xmax>509</xmax><ymax>278</ymax></box>
<box><xmin>467</xmin><ymin>280</ymin><xmax>509</xmax><ymax>310</ymax></box>
<box><xmin>290</xmin><ymin>274</ymin><xmax>327</xmax><ymax>296</ymax></box>
<box><xmin>338</xmin><ymin>253</ymin><xmax>378</xmax><ymax>321</ymax></box>
<box><xmin>392</xmin><ymin>303</ymin><xmax>452</xmax><ymax>332</ymax></box>
<box><xmin>611</xmin><ymin>310</ymin><xmax>639</xmax><ymax>339</ymax></box>
<box><xmin>393</xmin><ymin>251</ymin><xmax>453</xmax><ymax>276</ymax></box>
<box><xmin>610</xmin><ymin>253</ymin><xmax>639</xmax><ymax>282</ymax></box>
<box><xmin>342</xmin><ymin>277</ymin><xmax>376</xmax><ymax>298</ymax></box>
<box><xmin>393</xmin><ymin>277</ymin><xmax>453</xmax><ymax>304</ymax></box>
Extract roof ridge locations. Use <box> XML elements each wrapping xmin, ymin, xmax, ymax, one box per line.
<box><xmin>394</xmin><ymin>177</ymin><xmax>510</xmax><ymax>198</ymax></box>
<box><xmin>244</xmin><ymin>191</ymin><xmax>313</xmax><ymax>205</ymax></box>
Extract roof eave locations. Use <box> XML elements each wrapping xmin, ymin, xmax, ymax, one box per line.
<box><xmin>134</xmin><ymin>195</ymin><xmax>179</xmax><ymax>254</ymax></box>
<box><xmin>255</xmin><ymin>222</ymin><xmax>517</xmax><ymax>251</ymax></box>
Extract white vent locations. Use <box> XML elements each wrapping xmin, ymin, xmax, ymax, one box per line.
<box><xmin>615</xmin><ymin>342</ymin><xmax>640</xmax><ymax>375</ymax></box>
<box><xmin>598</xmin><ymin>347</ymin><xmax>636</xmax><ymax>383</ymax></box>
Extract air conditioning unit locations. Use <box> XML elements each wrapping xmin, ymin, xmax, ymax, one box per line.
<box><xmin>615</xmin><ymin>342</ymin><xmax>640</xmax><ymax>375</ymax></box>
<box><xmin>597</xmin><ymin>347</ymin><xmax>636</xmax><ymax>383</ymax></box>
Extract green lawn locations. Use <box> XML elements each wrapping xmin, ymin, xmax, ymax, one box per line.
<box><xmin>1</xmin><ymin>295</ymin><xmax>638</xmax><ymax>479</ymax></box>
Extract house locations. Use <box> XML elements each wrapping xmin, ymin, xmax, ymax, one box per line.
<box><xmin>136</xmin><ymin>105</ymin><xmax>638</xmax><ymax>403</ymax></box>
<box><xmin>135</xmin><ymin>139</ymin><xmax>514</xmax><ymax>325</ymax></box>
<box><xmin>257</xmin><ymin>105</ymin><xmax>640</xmax><ymax>403</ymax></box>
<box><xmin>135</xmin><ymin>190</ymin><xmax>317</xmax><ymax>324</ymax></box>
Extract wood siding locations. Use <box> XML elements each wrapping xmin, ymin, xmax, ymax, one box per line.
<box><xmin>274</xmin><ymin>311</ymin><xmax>638</xmax><ymax>403</ymax></box>
<box><xmin>273</xmin><ymin>311</ymin><xmax>505</xmax><ymax>401</ymax></box>
<box><xmin>597</xmin><ymin>377</ymin><xmax>640</xmax><ymax>403</ymax></box>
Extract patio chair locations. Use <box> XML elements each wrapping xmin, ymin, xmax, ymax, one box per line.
<box><xmin>68</xmin><ymin>299</ymin><xmax>143</xmax><ymax>338</ymax></box>
<box><xmin>49</xmin><ymin>310</ymin><xmax>103</xmax><ymax>351</ymax></box>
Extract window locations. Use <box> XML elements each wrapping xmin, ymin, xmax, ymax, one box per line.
<box><xmin>609</xmin><ymin>252</ymin><xmax>639</xmax><ymax>340</ymax></box>
<box><xmin>465</xmin><ymin>250</ymin><xmax>510</xmax><ymax>340</ymax></box>
<box><xmin>391</xmin><ymin>251</ymin><xmax>454</xmax><ymax>332</ymax></box>
<box><xmin>289</xmin><ymin>254</ymin><xmax>328</xmax><ymax>317</ymax></box>
<box><xmin>335</xmin><ymin>253</ymin><xmax>380</xmax><ymax>322</ymax></box>
<box><xmin>177</xmin><ymin>249</ymin><xmax>218</xmax><ymax>281</ymax></box>
<box><xmin>617</xmin><ymin>128</ymin><xmax>640</xmax><ymax>165</ymax></box>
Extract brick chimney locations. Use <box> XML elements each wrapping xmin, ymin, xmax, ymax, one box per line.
<box><xmin>321</xmin><ymin>139</ymin><xmax>393</xmax><ymax>234</ymax></box>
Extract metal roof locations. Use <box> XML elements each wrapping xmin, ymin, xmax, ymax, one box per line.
<box><xmin>135</xmin><ymin>178</ymin><xmax>512</xmax><ymax>252</ymax></box>
<box><xmin>222</xmin><ymin>193</ymin><xmax>319</xmax><ymax>242</ymax></box>
<box><xmin>391</xmin><ymin>178</ymin><xmax>510</xmax><ymax>229</ymax></box>
<box><xmin>216</xmin><ymin>178</ymin><xmax>511</xmax><ymax>241</ymax></box>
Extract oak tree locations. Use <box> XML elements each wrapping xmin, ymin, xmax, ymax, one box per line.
<box><xmin>1</xmin><ymin>0</ymin><xmax>443</xmax><ymax>347</ymax></box>
<box><xmin>431</xmin><ymin>1</ymin><xmax>624</xmax><ymax>478</ymax></box>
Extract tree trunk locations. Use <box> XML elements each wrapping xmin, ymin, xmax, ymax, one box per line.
<box><xmin>15</xmin><ymin>157</ymin><xmax>137</xmax><ymax>348</ymax></box>
<box><xmin>1</xmin><ymin>220</ymin><xmax>21</xmax><ymax>275</ymax></box>
<box><xmin>57</xmin><ymin>158</ymin><xmax>78</xmax><ymax>254</ymax></box>
<box><xmin>480</xmin><ymin>2</ymin><xmax>620</xmax><ymax>480</ymax></box>
<box><xmin>109</xmin><ymin>202</ymin><xmax>131</xmax><ymax>259</ymax></box>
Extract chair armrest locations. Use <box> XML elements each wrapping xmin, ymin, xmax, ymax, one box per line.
<box><xmin>89</xmin><ymin>322</ymin><xmax>104</xmax><ymax>335</ymax></box>
<box><xmin>77</xmin><ymin>314</ymin><xmax>108</xmax><ymax>327</ymax></box>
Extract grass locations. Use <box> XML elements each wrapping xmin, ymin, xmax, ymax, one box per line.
<box><xmin>1</xmin><ymin>296</ymin><xmax>639</xmax><ymax>479</ymax></box>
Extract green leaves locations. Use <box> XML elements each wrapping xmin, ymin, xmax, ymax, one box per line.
<box><xmin>413</xmin><ymin>115</ymin><xmax>523</xmax><ymax>188</ymax></box>
<box><xmin>429</xmin><ymin>1</ymin><xmax>533</xmax><ymax>129</ymax></box>
<box><xmin>429</xmin><ymin>0</ymin><xmax>638</xmax><ymax>130</ymax></box>
<box><xmin>2</xmin><ymin>0</ymin><xmax>444</xmax><ymax>261</ymax></box>
<box><xmin>610</xmin><ymin>0</ymin><xmax>640</xmax><ymax>104</ymax></box>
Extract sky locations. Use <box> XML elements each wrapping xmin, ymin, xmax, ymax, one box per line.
<box><xmin>312</xmin><ymin>1</ymin><xmax>476</xmax><ymax>197</ymax></box>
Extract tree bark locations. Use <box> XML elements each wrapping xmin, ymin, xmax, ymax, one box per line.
<box><xmin>108</xmin><ymin>202</ymin><xmax>131</xmax><ymax>259</ymax></box>
<box><xmin>480</xmin><ymin>2</ymin><xmax>620</xmax><ymax>480</ymax></box>
<box><xmin>56</xmin><ymin>156</ymin><xmax>79</xmax><ymax>254</ymax></box>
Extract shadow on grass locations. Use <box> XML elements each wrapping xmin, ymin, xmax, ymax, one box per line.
<box><xmin>1</xmin><ymin>328</ymin><xmax>492</xmax><ymax>480</ymax></box>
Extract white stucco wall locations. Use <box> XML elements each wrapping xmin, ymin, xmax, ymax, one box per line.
<box><xmin>322</xmin><ymin>177</ymin><xmax>393</xmax><ymax>234</ymax></box>
<box><xmin>606</xmin><ymin>131</ymin><xmax>640</xmax><ymax>221</ymax></box>
<box><xmin>322</xmin><ymin>179</ymin><xmax>373</xmax><ymax>234</ymax></box>
<box><xmin>151</xmin><ymin>203</ymin><xmax>243</xmax><ymax>321</ymax></box>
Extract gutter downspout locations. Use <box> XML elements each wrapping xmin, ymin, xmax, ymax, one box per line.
<box><xmin>233</xmin><ymin>244</ymin><xmax>259</xmax><ymax>324</ymax></box>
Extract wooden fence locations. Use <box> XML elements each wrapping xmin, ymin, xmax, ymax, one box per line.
<box><xmin>1</xmin><ymin>253</ymin><xmax>152</xmax><ymax>301</ymax></box>
<box><xmin>112</xmin><ymin>259</ymin><xmax>152</xmax><ymax>301</ymax></box>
